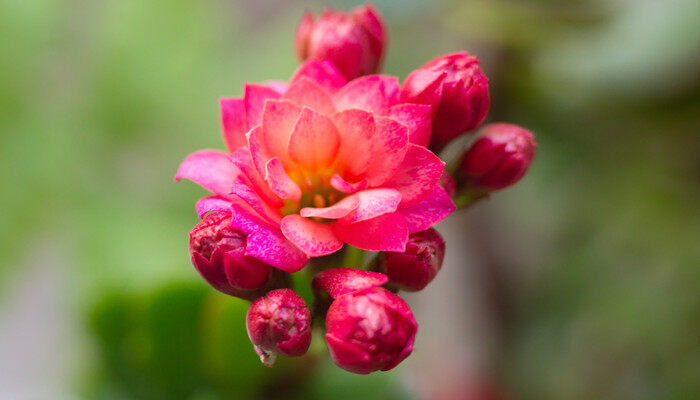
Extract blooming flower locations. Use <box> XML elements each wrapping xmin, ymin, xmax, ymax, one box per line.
<box><xmin>378</xmin><ymin>228</ymin><xmax>445</xmax><ymax>292</ymax></box>
<box><xmin>401</xmin><ymin>52</ymin><xmax>490</xmax><ymax>152</ymax></box>
<box><xmin>295</xmin><ymin>4</ymin><xmax>386</xmax><ymax>81</ymax></box>
<box><xmin>246</xmin><ymin>289</ymin><xmax>312</xmax><ymax>366</ymax></box>
<box><xmin>176</xmin><ymin>60</ymin><xmax>455</xmax><ymax>271</ymax></box>
<box><xmin>314</xmin><ymin>267</ymin><xmax>417</xmax><ymax>374</ymax></box>
<box><xmin>458</xmin><ymin>123</ymin><xmax>536</xmax><ymax>192</ymax></box>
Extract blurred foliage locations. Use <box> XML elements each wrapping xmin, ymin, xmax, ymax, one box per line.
<box><xmin>1</xmin><ymin>0</ymin><xmax>698</xmax><ymax>399</ymax></box>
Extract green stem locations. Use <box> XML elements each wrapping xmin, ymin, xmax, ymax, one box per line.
<box><xmin>341</xmin><ymin>245</ymin><xmax>366</xmax><ymax>267</ymax></box>
<box><xmin>454</xmin><ymin>190</ymin><xmax>489</xmax><ymax>209</ymax></box>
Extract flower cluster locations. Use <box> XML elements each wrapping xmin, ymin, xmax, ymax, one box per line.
<box><xmin>175</xmin><ymin>3</ymin><xmax>536</xmax><ymax>373</ymax></box>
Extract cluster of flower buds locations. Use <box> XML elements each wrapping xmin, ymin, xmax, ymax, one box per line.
<box><xmin>177</xmin><ymin>2</ymin><xmax>537</xmax><ymax>373</ymax></box>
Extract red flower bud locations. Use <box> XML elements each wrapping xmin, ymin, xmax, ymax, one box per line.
<box><xmin>295</xmin><ymin>4</ymin><xmax>386</xmax><ymax>80</ymax></box>
<box><xmin>401</xmin><ymin>52</ymin><xmax>490</xmax><ymax>152</ymax></box>
<box><xmin>325</xmin><ymin>286</ymin><xmax>417</xmax><ymax>374</ymax></box>
<box><xmin>459</xmin><ymin>123</ymin><xmax>536</xmax><ymax>192</ymax></box>
<box><xmin>440</xmin><ymin>170</ymin><xmax>457</xmax><ymax>198</ymax></box>
<box><xmin>380</xmin><ymin>228</ymin><xmax>445</xmax><ymax>292</ymax></box>
<box><xmin>189</xmin><ymin>211</ymin><xmax>272</xmax><ymax>299</ymax></box>
<box><xmin>246</xmin><ymin>289</ymin><xmax>312</xmax><ymax>367</ymax></box>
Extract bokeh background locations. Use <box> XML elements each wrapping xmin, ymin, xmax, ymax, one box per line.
<box><xmin>1</xmin><ymin>0</ymin><xmax>698</xmax><ymax>399</ymax></box>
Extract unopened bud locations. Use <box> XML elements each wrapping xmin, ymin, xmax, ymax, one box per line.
<box><xmin>379</xmin><ymin>228</ymin><xmax>445</xmax><ymax>292</ymax></box>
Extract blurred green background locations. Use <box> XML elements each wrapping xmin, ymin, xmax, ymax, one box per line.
<box><xmin>1</xmin><ymin>0</ymin><xmax>698</xmax><ymax>399</ymax></box>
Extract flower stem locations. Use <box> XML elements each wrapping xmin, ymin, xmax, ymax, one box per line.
<box><xmin>341</xmin><ymin>245</ymin><xmax>366</xmax><ymax>267</ymax></box>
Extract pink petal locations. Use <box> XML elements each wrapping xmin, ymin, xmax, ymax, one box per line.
<box><xmin>195</xmin><ymin>196</ymin><xmax>231</xmax><ymax>218</ymax></box>
<box><xmin>281</xmin><ymin>215</ymin><xmax>344</xmax><ymax>257</ymax></box>
<box><xmin>260</xmin><ymin>99</ymin><xmax>302</xmax><ymax>168</ymax></box>
<box><xmin>334</xmin><ymin>212</ymin><xmax>408</xmax><ymax>252</ymax></box>
<box><xmin>338</xmin><ymin>188</ymin><xmax>402</xmax><ymax>224</ymax></box>
<box><xmin>244</xmin><ymin>83</ymin><xmax>282</xmax><ymax>128</ymax></box>
<box><xmin>334</xmin><ymin>75</ymin><xmax>400</xmax><ymax>114</ymax></box>
<box><xmin>290</xmin><ymin>60</ymin><xmax>347</xmax><ymax>93</ymax></box>
<box><xmin>389</xmin><ymin>103</ymin><xmax>432</xmax><ymax>147</ymax></box>
<box><xmin>175</xmin><ymin>149</ymin><xmax>240</xmax><ymax>198</ymax></box>
<box><xmin>364</xmin><ymin>117</ymin><xmax>409</xmax><ymax>186</ymax></box>
<box><xmin>326</xmin><ymin>334</ymin><xmax>372</xmax><ymax>375</ymax></box>
<box><xmin>283</xmin><ymin>77</ymin><xmax>336</xmax><ymax>115</ymax></box>
<box><xmin>333</xmin><ymin>109</ymin><xmax>376</xmax><ymax>178</ymax></box>
<box><xmin>288</xmin><ymin>107</ymin><xmax>341</xmax><ymax>170</ymax></box>
<box><xmin>230</xmin><ymin>204</ymin><xmax>308</xmax><ymax>272</ymax></box>
<box><xmin>330</xmin><ymin>174</ymin><xmax>368</xmax><ymax>194</ymax></box>
<box><xmin>382</xmin><ymin>144</ymin><xmax>445</xmax><ymax>206</ymax></box>
<box><xmin>230</xmin><ymin>177</ymin><xmax>281</xmax><ymax>225</ymax></box>
<box><xmin>247</xmin><ymin>126</ymin><xmax>271</xmax><ymax>177</ymax></box>
<box><xmin>265</xmin><ymin>157</ymin><xmax>302</xmax><ymax>201</ymax></box>
<box><xmin>313</xmin><ymin>268</ymin><xmax>388</xmax><ymax>299</ymax></box>
<box><xmin>299</xmin><ymin>196</ymin><xmax>359</xmax><ymax>219</ymax></box>
<box><xmin>398</xmin><ymin>186</ymin><xmax>456</xmax><ymax>233</ymax></box>
<box><xmin>400</xmin><ymin>69</ymin><xmax>445</xmax><ymax>110</ymax></box>
<box><xmin>229</xmin><ymin>147</ymin><xmax>283</xmax><ymax>208</ymax></box>
<box><xmin>220</xmin><ymin>98</ymin><xmax>247</xmax><ymax>152</ymax></box>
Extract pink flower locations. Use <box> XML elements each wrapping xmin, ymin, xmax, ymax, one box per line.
<box><xmin>176</xmin><ymin>60</ymin><xmax>455</xmax><ymax>269</ymax></box>
<box><xmin>246</xmin><ymin>289</ymin><xmax>312</xmax><ymax>367</ymax></box>
<box><xmin>459</xmin><ymin>123</ymin><xmax>536</xmax><ymax>192</ymax></box>
<box><xmin>295</xmin><ymin>5</ymin><xmax>386</xmax><ymax>81</ymax></box>
<box><xmin>379</xmin><ymin>228</ymin><xmax>445</xmax><ymax>292</ymax></box>
<box><xmin>314</xmin><ymin>267</ymin><xmax>416</xmax><ymax>374</ymax></box>
<box><xmin>401</xmin><ymin>52</ymin><xmax>490</xmax><ymax>152</ymax></box>
<box><xmin>189</xmin><ymin>211</ymin><xmax>273</xmax><ymax>300</ymax></box>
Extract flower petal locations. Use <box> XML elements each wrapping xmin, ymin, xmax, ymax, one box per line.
<box><xmin>313</xmin><ymin>268</ymin><xmax>388</xmax><ymax>299</ymax></box>
<box><xmin>247</xmin><ymin>126</ymin><xmax>271</xmax><ymax>177</ymax></box>
<box><xmin>389</xmin><ymin>103</ymin><xmax>432</xmax><ymax>147</ymax></box>
<box><xmin>244</xmin><ymin>83</ymin><xmax>282</xmax><ymax>128</ymax></box>
<box><xmin>333</xmin><ymin>109</ymin><xmax>375</xmax><ymax>178</ymax></box>
<box><xmin>290</xmin><ymin>60</ymin><xmax>347</xmax><ymax>93</ymax></box>
<box><xmin>261</xmin><ymin>99</ymin><xmax>301</xmax><ymax>168</ymax></box>
<box><xmin>400</xmin><ymin>69</ymin><xmax>445</xmax><ymax>108</ymax></box>
<box><xmin>334</xmin><ymin>212</ymin><xmax>408</xmax><ymax>252</ymax></box>
<box><xmin>281</xmin><ymin>215</ymin><xmax>344</xmax><ymax>257</ymax></box>
<box><xmin>220</xmin><ymin>98</ymin><xmax>247</xmax><ymax>152</ymax></box>
<box><xmin>398</xmin><ymin>186</ymin><xmax>456</xmax><ymax>233</ymax></box>
<box><xmin>175</xmin><ymin>150</ymin><xmax>240</xmax><ymax>197</ymax></box>
<box><xmin>330</xmin><ymin>174</ymin><xmax>368</xmax><ymax>194</ymax></box>
<box><xmin>230</xmin><ymin>147</ymin><xmax>282</xmax><ymax>207</ymax></box>
<box><xmin>326</xmin><ymin>334</ymin><xmax>373</xmax><ymax>375</ymax></box>
<box><xmin>338</xmin><ymin>188</ymin><xmax>402</xmax><ymax>224</ymax></box>
<box><xmin>288</xmin><ymin>107</ymin><xmax>341</xmax><ymax>170</ymax></box>
<box><xmin>265</xmin><ymin>157</ymin><xmax>302</xmax><ymax>201</ymax></box>
<box><xmin>195</xmin><ymin>196</ymin><xmax>231</xmax><ymax>218</ymax></box>
<box><xmin>382</xmin><ymin>144</ymin><xmax>445</xmax><ymax>206</ymax></box>
<box><xmin>364</xmin><ymin>117</ymin><xmax>409</xmax><ymax>186</ymax></box>
<box><xmin>299</xmin><ymin>195</ymin><xmax>359</xmax><ymax>219</ymax></box>
<box><xmin>334</xmin><ymin>75</ymin><xmax>399</xmax><ymax>114</ymax></box>
<box><xmin>283</xmin><ymin>77</ymin><xmax>336</xmax><ymax>115</ymax></box>
<box><xmin>231</xmin><ymin>177</ymin><xmax>281</xmax><ymax>224</ymax></box>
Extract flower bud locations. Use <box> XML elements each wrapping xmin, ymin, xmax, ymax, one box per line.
<box><xmin>459</xmin><ymin>123</ymin><xmax>536</xmax><ymax>192</ymax></box>
<box><xmin>295</xmin><ymin>4</ymin><xmax>386</xmax><ymax>80</ymax></box>
<box><xmin>379</xmin><ymin>228</ymin><xmax>445</xmax><ymax>292</ymax></box>
<box><xmin>325</xmin><ymin>286</ymin><xmax>417</xmax><ymax>374</ymax></box>
<box><xmin>440</xmin><ymin>170</ymin><xmax>456</xmax><ymax>198</ymax></box>
<box><xmin>189</xmin><ymin>211</ymin><xmax>272</xmax><ymax>299</ymax></box>
<box><xmin>246</xmin><ymin>289</ymin><xmax>312</xmax><ymax>367</ymax></box>
<box><xmin>401</xmin><ymin>52</ymin><xmax>490</xmax><ymax>152</ymax></box>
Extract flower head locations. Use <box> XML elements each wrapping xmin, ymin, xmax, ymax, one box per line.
<box><xmin>379</xmin><ymin>228</ymin><xmax>445</xmax><ymax>292</ymax></box>
<box><xmin>246</xmin><ymin>289</ymin><xmax>312</xmax><ymax>367</ymax></box>
<box><xmin>401</xmin><ymin>52</ymin><xmax>490</xmax><ymax>152</ymax></box>
<box><xmin>176</xmin><ymin>60</ymin><xmax>455</xmax><ymax>267</ymax></box>
<box><xmin>189</xmin><ymin>211</ymin><xmax>273</xmax><ymax>299</ymax></box>
<box><xmin>459</xmin><ymin>123</ymin><xmax>536</xmax><ymax>192</ymax></box>
<box><xmin>295</xmin><ymin>5</ymin><xmax>386</xmax><ymax>80</ymax></box>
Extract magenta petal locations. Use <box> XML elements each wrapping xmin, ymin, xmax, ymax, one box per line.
<box><xmin>230</xmin><ymin>204</ymin><xmax>308</xmax><ymax>272</ymax></box>
<box><xmin>230</xmin><ymin>148</ymin><xmax>283</xmax><ymax>208</ymax></box>
<box><xmin>247</xmin><ymin>126</ymin><xmax>271</xmax><ymax>177</ymax></box>
<box><xmin>335</xmin><ymin>212</ymin><xmax>408</xmax><ymax>252</ymax></box>
<box><xmin>333</xmin><ymin>109</ymin><xmax>375</xmax><ymax>177</ymax></box>
<box><xmin>290</xmin><ymin>60</ymin><xmax>347</xmax><ymax>93</ymax></box>
<box><xmin>283</xmin><ymin>77</ymin><xmax>336</xmax><ymax>115</ymax></box>
<box><xmin>265</xmin><ymin>157</ymin><xmax>302</xmax><ymax>201</ymax></box>
<box><xmin>389</xmin><ymin>103</ymin><xmax>432</xmax><ymax>147</ymax></box>
<box><xmin>364</xmin><ymin>117</ymin><xmax>409</xmax><ymax>186</ymax></box>
<box><xmin>300</xmin><ymin>195</ymin><xmax>359</xmax><ymax>219</ymax></box>
<box><xmin>330</xmin><ymin>174</ymin><xmax>368</xmax><ymax>194</ymax></box>
<box><xmin>334</xmin><ymin>75</ymin><xmax>400</xmax><ymax>114</ymax></box>
<box><xmin>338</xmin><ymin>188</ymin><xmax>402</xmax><ymax>224</ymax></box>
<box><xmin>175</xmin><ymin>149</ymin><xmax>240</xmax><ymax>198</ymax></box>
<box><xmin>312</xmin><ymin>268</ymin><xmax>388</xmax><ymax>298</ymax></box>
<box><xmin>230</xmin><ymin>177</ymin><xmax>281</xmax><ymax>224</ymax></box>
<box><xmin>195</xmin><ymin>196</ymin><xmax>231</xmax><ymax>218</ymax></box>
<box><xmin>399</xmin><ymin>185</ymin><xmax>456</xmax><ymax>233</ymax></box>
<box><xmin>383</xmin><ymin>144</ymin><xmax>445</xmax><ymax>206</ymax></box>
<box><xmin>326</xmin><ymin>334</ymin><xmax>373</xmax><ymax>375</ymax></box>
<box><xmin>244</xmin><ymin>83</ymin><xmax>282</xmax><ymax>128</ymax></box>
<box><xmin>220</xmin><ymin>98</ymin><xmax>247</xmax><ymax>152</ymax></box>
<box><xmin>281</xmin><ymin>215</ymin><xmax>344</xmax><ymax>257</ymax></box>
<box><xmin>400</xmin><ymin>69</ymin><xmax>445</xmax><ymax>109</ymax></box>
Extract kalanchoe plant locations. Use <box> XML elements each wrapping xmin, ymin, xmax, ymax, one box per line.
<box><xmin>175</xmin><ymin>2</ymin><xmax>536</xmax><ymax>374</ymax></box>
